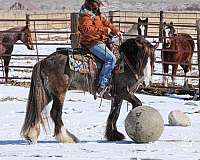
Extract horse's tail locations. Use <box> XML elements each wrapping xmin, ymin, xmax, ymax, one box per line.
<box><xmin>190</xmin><ymin>38</ymin><xmax>195</xmax><ymax>53</ymax></box>
<box><xmin>186</xmin><ymin>34</ymin><xmax>195</xmax><ymax>52</ymax></box>
<box><xmin>21</xmin><ymin>61</ymin><xmax>51</xmax><ymax>138</ymax></box>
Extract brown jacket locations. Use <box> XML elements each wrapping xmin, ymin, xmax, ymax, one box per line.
<box><xmin>78</xmin><ymin>13</ymin><xmax>119</xmax><ymax>48</ymax></box>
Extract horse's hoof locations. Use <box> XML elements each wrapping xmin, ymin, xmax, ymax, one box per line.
<box><xmin>24</xmin><ymin>136</ymin><xmax>38</xmax><ymax>144</ymax></box>
<box><xmin>105</xmin><ymin>130</ymin><xmax>125</xmax><ymax>141</ymax></box>
<box><xmin>66</xmin><ymin>129</ymin><xmax>80</xmax><ymax>143</ymax></box>
<box><xmin>55</xmin><ymin>127</ymin><xmax>79</xmax><ymax>143</ymax></box>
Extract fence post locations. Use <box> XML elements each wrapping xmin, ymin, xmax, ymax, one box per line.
<box><xmin>109</xmin><ymin>11</ymin><xmax>114</xmax><ymax>23</ymax></box>
<box><xmin>159</xmin><ymin>11</ymin><xmax>164</xmax><ymax>43</ymax></box>
<box><xmin>70</xmin><ymin>12</ymin><xmax>79</xmax><ymax>49</ymax></box>
<box><xmin>26</xmin><ymin>14</ymin><xmax>30</xmax><ymax>26</ymax></box>
<box><xmin>159</xmin><ymin>11</ymin><xmax>165</xmax><ymax>85</ymax></box>
<box><xmin>196</xmin><ymin>20</ymin><xmax>200</xmax><ymax>99</ymax></box>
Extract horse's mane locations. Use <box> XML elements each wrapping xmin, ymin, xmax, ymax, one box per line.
<box><xmin>120</xmin><ymin>38</ymin><xmax>138</xmax><ymax>63</ymax></box>
<box><xmin>119</xmin><ymin>37</ymin><xmax>151</xmax><ymax>74</ymax></box>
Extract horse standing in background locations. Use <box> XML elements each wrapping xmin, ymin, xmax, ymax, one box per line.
<box><xmin>137</xmin><ymin>17</ymin><xmax>148</xmax><ymax>37</ymax></box>
<box><xmin>20</xmin><ymin>37</ymin><xmax>158</xmax><ymax>144</ymax></box>
<box><xmin>162</xmin><ymin>22</ymin><xmax>194</xmax><ymax>89</ymax></box>
<box><xmin>0</xmin><ymin>25</ymin><xmax>34</xmax><ymax>82</ymax></box>
<box><xmin>126</xmin><ymin>17</ymin><xmax>148</xmax><ymax>38</ymax></box>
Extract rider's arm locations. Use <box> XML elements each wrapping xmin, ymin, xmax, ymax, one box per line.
<box><xmin>101</xmin><ymin>16</ymin><xmax>119</xmax><ymax>35</ymax></box>
<box><xmin>79</xmin><ymin>14</ymin><xmax>108</xmax><ymax>35</ymax></box>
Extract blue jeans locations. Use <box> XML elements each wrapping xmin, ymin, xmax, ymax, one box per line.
<box><xmin>89</xmin><ymin>43</ymin><xmax>116</xmax><ymax>88</ymax></box>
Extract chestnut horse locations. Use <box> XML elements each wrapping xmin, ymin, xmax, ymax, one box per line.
<box><xmin>21</xmin><ymin>37</ymin><xmax>158</xmax><ymax>143</ymax></box>
<box><xmin>162</xmin><ymin>22</ymin><xmax>194</xmax><ymax>89</ymax></box>
<box><xmin>0</xmin><ymin>25</ymin><xmax>34</xmax><ymax>82</ymax></box>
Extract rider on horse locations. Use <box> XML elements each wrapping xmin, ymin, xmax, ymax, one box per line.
<box><xmin>78</xmin><ymin>0</ymin><xmax>123</xmax><ymax>98</ymax></box>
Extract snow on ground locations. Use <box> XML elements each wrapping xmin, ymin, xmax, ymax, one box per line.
<box><xmin>0</xmin><ymin>36</ymin><xmax>199</xmax><ymax>159</ymax></box>
<box><xmin>0</xmin><ymin>84</ymin><xmax>199</xmax><ymax>160</ymax></box>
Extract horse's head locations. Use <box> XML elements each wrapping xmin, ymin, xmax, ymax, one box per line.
<box><xmin>120</xmin><ymin>37</ymin><xmax>158</xmax><ymax>88</ymax></box>
<box><xmin>137</xmin><ymin>17</ymin><xmax>148</xmax><ymax>37</ymax></box>
<box><xmin>20</xmin><ymin>25</ymin><xmax>34</xmax><ymax>50</ymax></box>
<box><xmin>163</xmin><ymin>21</ymin><xmax>175</xmax><ymax>48</ymax></box>
<box><xmin>135</xmin><ymin>39</ymin><xmax>159</xmax><ymax>86</ymax></box>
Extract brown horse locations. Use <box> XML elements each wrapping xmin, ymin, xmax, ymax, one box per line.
<box><xmin>0</xmin><ymin>25</ymin><xmax>34</xmax><ymax>82</ymax></box>
<box><xmin>20</xmin><ymin>37</ymin><xmax>158</xmax><ymax>143</ymax></box>
<box><xmin>162</xmin><ymin>22</ymin><xmax>194</xmax><ymax>89</ymax></box>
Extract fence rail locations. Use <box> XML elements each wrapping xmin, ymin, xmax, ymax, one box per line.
<box><xmin>0</xmin><ymin>10</ymin><xmax>199</xmax><ymax>95</ymax></box>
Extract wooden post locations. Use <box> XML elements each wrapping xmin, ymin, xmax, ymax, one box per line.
<box><xmin>70</xmin><ymin>12</ymin><xmax>79</xmax><ymax>49</ymax></box>
<box><xmin>196</xmin><ymin>20</ymin><xmax>200</xmax><ymax>99</ymax></box>
<box><xmin>26</xmin><ymin>14</ymin><xmax>30</xmax><ymax>27</ymax></box>
<box><xmin>159</xmin><ymin>11</ymin><xmax>164</xmax><ymax>43</ymax></box>
<box><xmin>160</xmin><ymin>11</ymin><xmax>165</xmax><ymax>85</ymax></box>
<box><xmin>109</xmin><ymin>11</ymin><xmax>114</xmax><ymax>23</ymax></box>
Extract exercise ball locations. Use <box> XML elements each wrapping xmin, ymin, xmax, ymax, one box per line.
<box><xmin>125</xmin><ymin>106</ymin><xmax>164</xmax><ymax>143</ymax></box>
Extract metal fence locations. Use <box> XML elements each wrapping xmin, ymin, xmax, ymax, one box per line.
<box><xmin>0</xmin><ymin>10</ymin><xmax>199</xmax><ymax>95</ymax></box>
<box><xmin>0</xmin><ymin>12</ymin><xmax>72</xmax><ymax>81</ymax></box>
<box><xmin>110</xmin><ymin>10</ymin><xmax>199</xmax><ymax>94</ymax></box>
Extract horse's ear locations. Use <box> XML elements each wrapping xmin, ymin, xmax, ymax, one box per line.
<box><xmin>145</xmin><ymin>18</ymin><xmax>148</xmax><ymax>23</ymax></box>
<box><xmin>138</xmin><ymin>17</ymin><xmax>141</xmax><ymax>22</ymax></box>
<box><xmin>163</xmin><ymin>22</ymin><xmax>166</xmax><ymax>26</ymax></box>
<box><xmin>170</xmin><ymin>21</ymin><xmax>173</xmax><ymax>26</ymax></box>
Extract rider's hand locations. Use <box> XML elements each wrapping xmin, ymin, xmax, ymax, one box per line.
<box><xmin>117</xmin><ymin>31</ymin><xmax>123</xmax><ymax>39</ymax></box>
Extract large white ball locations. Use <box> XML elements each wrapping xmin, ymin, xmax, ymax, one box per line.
<box><xmin>125</xmin><ymin>106</ymin><xmax>164</xmax><ymax>143</ymax></box>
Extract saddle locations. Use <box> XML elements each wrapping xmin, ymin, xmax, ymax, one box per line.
<box><xmin>56</xmin><ymin>41</ymin><xmax>124</xmax><ymax>99</ymax></box>
<box><xmin>68</xmin><ymin>47</ymin><xmax>99</xmax><ymax>80</ymax></box>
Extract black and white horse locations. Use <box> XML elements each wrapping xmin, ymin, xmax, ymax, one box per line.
<box><xmin>21</xmin><ymin>37</ymin><xmax>158</xmax><ymax>143</ymax></box>
<box><xmin>125</xmin><ymin>17</ymin><xmax>148</xmax><ymax>38</ymax></box>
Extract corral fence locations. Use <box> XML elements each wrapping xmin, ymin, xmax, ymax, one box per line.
<box><xmin>0</xmin><ymin>10</ymin><xmax>199</xmax><ymax>97</ymax></box>
<box><xmin>109</xmin><ymin>11</ymin><xmax>200</xmax><ymax>97</ymax></box>
<box><xmin>0</xmin><ymin>11</ymin><xmax>72</xmax><ymax>83</ymax></box>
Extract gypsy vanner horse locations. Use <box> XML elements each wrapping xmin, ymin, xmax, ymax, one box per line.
<box><xmin>0</xmin><ymin>25</ymin><xmax>34</xmax><ymax>82</ymax></box>
<box><xmin>162</xmin><ymin>22</ymin><xmax>194</xmax><ymax>89</ymax></box>
<box><xmin>21</xmin><ymin>37</ymin><xmax>158</xmax><ymax>143</ymax></box>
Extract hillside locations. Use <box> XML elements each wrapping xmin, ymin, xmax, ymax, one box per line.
<box><xmin>0</xmin><ymin>0</ymin><xmax>200</xmax><ymax>11</ymax></box>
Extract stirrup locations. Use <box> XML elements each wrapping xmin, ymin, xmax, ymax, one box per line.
<box><xmin>96</xmin><ymin>86</ymin><xmax>113</xmax><ymax>100</ymax></box>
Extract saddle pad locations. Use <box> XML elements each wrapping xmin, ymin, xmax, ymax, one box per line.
<box><xmin>68</xmin><ymin>50</ymin><xmax>97</xmax><ymax>76</ymax></box>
